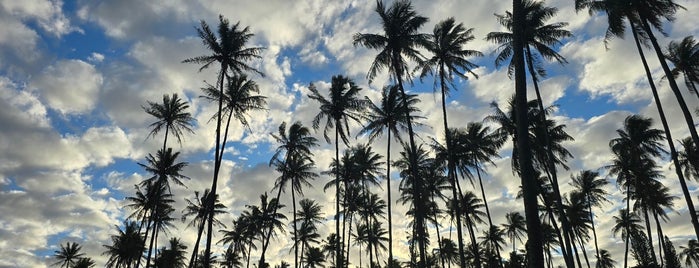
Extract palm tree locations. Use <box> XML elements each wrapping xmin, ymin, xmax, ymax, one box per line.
<box><xmin>358</xmin><ymin>84</ymin><xmax>422</xmax><ymax>264</ymax></box>
<box><xmin>147</xmin><ymin>199</ymin><xmax>177</xmax><ymax>267</ymax></box>
<box><xmin>576</xmin><ymin>0</ymin><xmax>699</xmax><ymax>239</ymax></box>
<box><xmin>155</xmin><ymin>238</ymin><xmax>188</xmax><ymax>268</ymax></box>
<box><xmin>436</xmin><ymin>238</ymin><xmax>459</xmax><ymax>268</ymax></box>
<box><xmin>218</xmin><ymin>217</ymin><xmax>255</xmax><ymax>268</ymax></box>
<box><xmin>634</xmin><ymin>180</ymin><xmax>677</xmax><ymax>266</ymax></box>
<box><xmin>73</xmin><ymin>258</ymin><xmax>96</xmax><ymax>268</ymax></box>
<box><xmin>570</xmin><ymin>170</ymin><xmax>608</xmax><ymax>262</ymax></box>
<box><xmin>250</xmin><ymin>193</ymin><xmax>287</xmax><ymax>268</ymax></box>
<box><xmin>53</xmin><ymin>242</ymin><xmax>85</xmax><ymax>268</ymax></box>
<box><xmin>502</xmin><ymin>212</ymin><xmax>527</xmax><ymax>254</ymax></box>
<box><xmin>353</xmin><ymin>0</ymin><xmax>431</xmax><ymax>264</ymax></box>
<box><xmin>308</xmin><ymin>75</ymin><xmax>365</xmax><ymax>267</ymax></box>
<box><xmin>183</xmin><ymin>190</ymin><xmax>227</xmax><ymax>268</ymax></box>
<box><xmin>294</xmin><ymin>199</ymin><xmax>324</xmax><ymax>267</ymax></box>
<box><xmin>458</xmin><ymin>190</ymin><xmax>487</xmax><ymax>268</ymax></box>
<box><xmin>103</xmin><ymin>221</ymin><xmax>145</xmax><ymax>268</ymax></box>
<box><xmin>679</xmin><ymin>137</ymin><xmax>699</xmax><ymax>181</ymax></box>
<box><xmin>183</xmin><ymin>15</ymin><xmax>264</xmax><ymax>263</ymax></box>
<box><xmin>143</xmin><ymin>93</ymin><xmax>195</xmax><ymax>151</ymax></box>
<box><xmin>596</xmin><ymin>249</ymin><xmax>616</xmax><ymax>268</ymax></box>
<box><xmin>320</xmin><ymin>234</ymin><xmax>342</xmax><ymax>268</ymax></box>
<box><xmin>611</xmin><ymin>209</ymin><xmax>645</xmax><ymax>268</ymax></box>
<box><xmin>664</xmin><ymin>36</ymin><xmax>699</xmax><ymax>97</ymax></box>
<box><xmin>680</xmin><ymin>239</ymin><xmax>699</xmax><ymax>267</ymax></box>
<box><xmin>479</xmin><ymin>225</ymin><xmax>507</xmax><ymax>267</ymax></box>
<box><xmin>261</xmin><ymin>121</ymin><xmax>319</xmax><ymax>268</ymax></box>
<box><xmin>564</xmin><ymin>191</ymin><xmax>592</xmax><ymax>268</ymax></box>
<box><xmin>304</xmin><ymin>247</ymin><xmax>326</xmax><ymax>268</ymax></box>
<box><xmin>416</xmin><ymin>18</ymin><xmax>481</xmax><ymax>267</ymax></box>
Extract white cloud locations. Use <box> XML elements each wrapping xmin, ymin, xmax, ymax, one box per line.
<box><xmin>30</xmin><ymin>59</ymin><xmax>103</xmax><ymax>114</ymax></box>
<box><xmin>0</xmin><ymin>0</ymin><xmax>80</xmax><ymax>37</ymax></box>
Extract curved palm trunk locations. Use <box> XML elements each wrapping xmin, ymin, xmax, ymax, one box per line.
<box><xmin>653</xmin><ymin>213</ymin><xmax>665</xmax><ymax>267</ymax></box>
<box><xmin>525</xmin><ymin>45</ymin><xmax>576</xmax><ymax>268</ymax></box>
<box><xmin>292</xmin><ymin>186</ymin><xmax>299</xmax><ymax>268</ymax></box>
<box><xmin>623</xmin><ymin>183</ymin><xmax>630</xmax><ymax>268</ymax></box>
<box><xmin>135</xmin><ymin>210</ymin><xmax>151</xmax><ymax>268</ymax></box>
<box><xmin>512</xmin><ymin>1</ymin><xmax>545</xmax><ymax>267</ymax></box>
<box><xmin>475</xmin><ymin>165</ymin><xmax>503</xmax><ymax>268</ymax></box>
<box><xmin>259</xmin><ymin>182</ymin><xmax>285</xmax><ymax>267</ymax></box>
<box><xmin>587</xmin><ymin>204</ymin><xmax>601</xmax><ymax>263</ymax></box>
<box><xmin>145</xmin><ymin>219</ymin><xmax>158</xmax><ymax>267</ymax></box>
<box><xmin>641</xmin><ymin>207</ymin><xmax>658</xmax><ymax>264</ymax></box>
<box><xmin>430</xmin><ymin>195</ymin><xmax>445</xmax><ymax>268</ymax></box>
<box><xmin>188</xmin><ymin>221</ymin><xmax>206</xmax><ymax>268</ymax></box>
<box><xmin>386</xmin><ymin>131</ymin><xmax>394</xmax><ymax>266</ymax></box>
<box><xmin>576</xmin><ymin>235</ymin><xmax>590</xmax><ymax>268</ymax></box>
<box><xmin>570</xmin><ymin>234</ymin><xmax>584</xmax><ymax>268</ymax></box>
<box><xmin>438</xmin><ymin>64</ymin><xmax>468</xmax><ymax>268</ymax></box>
<box><xmin>464</xmin><ymin>214</ymin><xmax>480</xmax><ymax>268</ymax></box>
<box><xmin>334</xmin><ymin>126</ymin><xmax>343</xmax><ymax>268</ymax></box>
<box><xmin>346</xmin><ymin>214</ymin><xmax>354</xmax><ymax>268</ymax></box>
<box><xmin>630</xmin><ymin>22</ymin><xmax>699</xmax><ymax>241</ymax></box>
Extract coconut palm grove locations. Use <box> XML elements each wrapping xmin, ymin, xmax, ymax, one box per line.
<box><xmin>2</xmin><ymin>0</ymin><xmax>699</xmax><ymax>267</ymax></box>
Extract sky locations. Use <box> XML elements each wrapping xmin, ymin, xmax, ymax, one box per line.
<box><xmin>0</xmin><ymin>0</ymin><xmax>698</xmax><ymax>267</ymax></box>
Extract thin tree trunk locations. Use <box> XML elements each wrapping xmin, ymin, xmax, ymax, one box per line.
<box><xmin>292</xmin><ymin>186</ymin><xmax>299</xmax><ymax>268</ymax></box>
<box><xmin>346</xmin><ymin>214</ymin><xmax>354</xmax><ymax>268</ymax></box>
<box><xmin>653</xmin><ymin>213</ymin><xmax>665</xmax><ymax>267</ymax></box>
<box><xmin>393</xmin><ymin>53</ymin><xmax>427</xmax><ymax>267</ymax></box>
<box><xmin>335</xmin><ymin>126</ymin><xmax>342</xmax><ymax>268</ymax></box>
<box><xmin>475</xmin><ymin>164</ymin><xmax>503</xmax><ymax>268</ymax></box>
<box><xmin>513</xmin><ymin>0</ymin><xmax>545</xmax><ymax>266</ymax></box>
<box><xmin>570</xmin><ymin>232</ymin><xmax>583</xmax><ymax>268</ymax></box>
<box><xmin>386</xmin><ymin>131</ymin><xmax>394</xmax><ymax>266</ymax></box>
<box><xmin>623</xmin><ymin>183</ymin><xmax>630</xmax><ymax>268</ymax></box>
<box><xmin>246</xmin><ymin>241</ymin><xmax>252</xmax><ymax>268</ymax></box>
<box><xmin>439</xmin><ymin>64</ymin><xmax>468</xmax><ymax>268</ymax></box>
<box><xmin>145</xmin><ymin>219</ymin><xmax>158</xmax><ymax>267</ymax></box>
<box><xmin>188</xmin><ymin>222</ymin><xmax>206</xmax><ymax>268</ymax></box>
<box><xmin>136</xmin><ymin>210</ymin><xmax>151</xmax><ymax>268</ymax></box>
<box><xmin>587</xmin><ymin>203</ymin><xmax>601</xmax><ymax>263</ymax></box>
<box><xmin>259</xmin><ymin>183</ymin><xmax>285</xmax><ymax>268</ymax></box>
<box><xmin>577</xmin><ymin>236</ymin><xmax>590</xmax><ymax>268</ymax></box>
<box><xmin>431</xmin><ymin>194</ymin><xmax>445</xmax><ymax>268</ymax></box>
<box><xmin>464</xmin><ymin>212</ymin><xmax>479</xmax><ymax>268</ymax></box>
<box><xmin>642</xmin><ymin>208</ymin><xmax>658</xmax><ymax>264</ymax></box>
<box><xmin>630</xmin><ymin>22</ymin><xmax>699</xmax><ymax>242</ymax></box>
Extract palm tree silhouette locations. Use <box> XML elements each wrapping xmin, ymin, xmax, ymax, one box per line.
<box><xmin>53</xmin><ymin>242</ymin><xmax>85</xmax><ymax>268</ymax></box>
<box><xmin>143</xmin><ymin>93</ymin><xmax>195</xmax><ymax>151</ymax></box>
<box><xmin>183</xmin><ymin>190</ymin><xmax>227</xmax><ymax>268</ymax></box>
<box><xmin>459</xmin><ymin>191</ymin><xmax>487</xmax><ymax>263</ymax></box>
<box><xmin>358</xmin><ymin>84</ymin><xmax>422</xmax><ymax>264</ymax></box>
<box><xmin>577</xmin><ymin>0</ymin><xmax>699</xmax><ymax>240</ymax></box>
<box><xmin>611</xmin><ymin>209</ymin><xmax>645</xmax><ymax>268</ymax></box>
<box><xmin>155</xmin><ymin>237</ymin><xmax>188</xmax><ymax>268</ymax></box>
<box><xmin>303</xmin><ymin>247</ymin><xmax>326</xmax><ymax>268</ymax></box>
<box><xmin>218</xmin><ymin>217</ymin><xmax>256</xmax><ymax>268</ymax></box>
<box><xmin>596</xmin><ymin>249</ymin><xmax>616</xmax><ymax>268</ymax></box>
<box><xmin>680</xmin><ymin>239</ymin><xmax>699</xmax><ymax>267</ymax></box>
<box><xmin>678</xmin><ymin>137</ymin><xmax>699</xmax><ymax>181</ymax></box>
<box><xmin>103</xmin><ymin>221</ymin><xmax>145</xmax><ymax>268</ymax></box>
<box><xmin>250</xmin><ymin>193</ymin><xmax>287</xmax><ymax>268</ymax></box>
<box><xmin>634</xmin><ymin>180</ymin><xmax>677</xmax><ymax>266</ymax></box>
<box><xmin>183</xmin><ymin>15</ymin><xmax>264</xmax><ymax>262</ymax></box>
<box><xmin>502</xmin><ymin>212</ymin><xmax>526</xmax><ymax>254</ymax></box>
<box><xmin>570</xmin><ymin>170</ymin><xmax>608</xmax><ymax>263</ymax></box>
<box><xmin>664</xmin><ymin>36</ymin><xmax>699</xmax><ymax>97</ymax></box>
<box><xmin>72</xmin><ymin>258</ymin><xmax>96</xmax><ymax>268</ymax></box>
<box><xmin>353</xmin><ymin>0</ymin><xmax>431</xmax><ymax>264</ymax></box>
<box><xmin>294</xmin><ymin>199</ymin><xmax>323</xmax><ymax>268</ymax></box>
<box><xmin>564</xmin><ymin>191</ymin><xmax>592</xmax><ymax>268</ymax></box>
<box><xmin>478</xmin><ymin>225</ymin><xmax>506</xmax><ymax>267</ymax></box>
<box><xmin>307</xmin><ymin>75</ymin><xmax>365</xmax><ymax>267</ymax></box>
<box><xmin>416</xmin><ymin>18</ymin><xmax>482</xmax><ymax>267</ymax></box>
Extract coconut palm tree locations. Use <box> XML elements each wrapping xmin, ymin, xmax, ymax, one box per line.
<box><xmin>183</xmin><ymin>190</ymin><xmax>227</xmax><ymax>268</ymax></box>
<box><xmin>143</xmin><ymin>93</ymin><xmax>195</xmax><ymax>151</ymax></box>
<box><xmin>570</xmin><ymin>170</ymin><xmax>608</xmax><ymax>262</ymax></box>
<box><xmin>634</xmin><ymin>180</ymin><xmax>677</xmax><ymax>266</ymax></box>
<box><xmin>304</xmin><ymin>247</ymin><xmax>326</xmax><ymax>268</ymax></box>
<box><xmin>353</xmin><ymin>0</ymin><xmax>431</xmax><ymax>264</ymax></box>
<box><xmin>576</xmin><ymin>0</ymin><xmax>699</xmax><ymax>240</ymax></box>
<box><xmin>460</xmin><ymin>190</ymin><xmax>487</xmax><ymax>267</ymax></box>
<box><xmin>437</xmin><ymin>238</ymin><xmax>459</xmax><ymax>268</ymax></box>
<box><xmin>294</xmin><ymin>199</ymin><xmax>324</xmax><ymax>267</ymax></box>
<box><xmin>139</xmin><ymin>148</ymin><xmax>189</xmax><ymax>192</ymax></box>
<box><xmin>358</xmin><ymin>84</ymin><xmax>423</xmax><ymax>265</ymax></box>
<box><xmin>308</xmin><ymin>75</ymin><xmax>365</xmax><ymax>266</ymax></box>
<box><xmin>678</xmin><ymin>137</ymin><xmax>699</xmax><ymax>181</ymax></box>
<box><xmin>53</xmin><ymin>242</ymin><xmax>85</xmax><ymax>268</ymax></box>
<box><xmin>321</xmin><ymin>233</ymin><xmax>342</xmax><ymax>268</ymax></box>
<box><xmin>612</xmin><ymin>209</ymin><xmax>645</xmax><ymax>268</ymax></box>
<box><xmin>596</xmin><ymin>249</ymin><xmax>616</xmax><ymax>268</ymax></box>
<box><xmin>183</xmin><ymin>16</ymin><xmax>264</xmax><ymax>262</ymax></box>
<box><xmin>416</xmin><ymin>18</ymin><xmax>481</xmax><ymax>266</ymax></box>
<box><xmin>250</xmin><ymin>193</ymin><xmax>287</xmax><ymax>268</ymax></box>
<box><xmin>564</xmin><ymin>191</ymin><xmax>592</xmax><ymax>268</ymax></box>
<box><xmin>218</xmin><ymin>217</ymin><xmax>256</xmax><ymax>268</ymax></box>
<box><xmin>479</xmin><ymin>225</ymin><xmax>507</xmax><ymax>267</ymax></box>
<box><xmin>664</xmin><ymin>36</ymin><xmax>699</xmax><ymax>97</ymax></box>
<box><xmin>680</xmin><ymin>239</ymin><xmax>699</xmax><ymax>267</ymax></box>
<box><xmin>103</xmin><ymin>221</ymin><xmax>145</xmax><ymax>268</ymax></box>
<box><xmin>73</xmin><ymin>258</ymin><xmax>96</xmax><ymax>268</ymax></box>
<box><xmin>502</xmin><ymin>212</ymin><xmax>527</xmax><ymax>254</ymax></box>
<box><xmin>155</xmin><ymin>238</ymin><xmax>188</xmax><ymax>268</ymax></box>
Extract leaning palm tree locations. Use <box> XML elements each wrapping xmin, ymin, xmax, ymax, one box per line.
<box><xmin>357</xmin><ymin>84</ymin><xmax>421</xmax><ymax>264</ymax></box>
<box><xmin>103</xmin><ymin>221</ymin><xmax>145</xmax><ymax>268</ymax></box>
<box><xmin>53</xmin><ymin>242</ymin><xmax>85</xmax><ymax>268</ymax></box>
<box><xmin>680</xmin><ymin>239</ymin><xmax>699</xmax><ymax>267</ymax></box>
<box><xmin>570</xmin><ymin>170</ymin><xmax>608</xmax><ymax>263</ymax></box>
<box><xmin>503</xmin><ymin>212</ymin><xmax>527</xmax><ymax>254</ymax></box>
<box><xmin>308</xmin><ymin>75</ymin><xmax>366</xmax><ymax>266</ymax></box>
<box><xmin>416</xmin><ymin>18</ymin><xmax>481</xmax><ymax>267</ymax></box>
<box><xmin>596</xmin><ymin>249</ymin><xmax>616</xmax><ymax>268</ymax></box>
<box><xmin>143</xmin><ymin>93</ymin><xmax>195</xmax><ymax>151</ymax></box>
<box><xmin>183</xmin><ymin>15</ymin><xmax>264</xmax><ymax>262</ymax></box>
<box><xmin>611</xmin><ymin>209</ymin><xmax>645</xmax><ymax>268</ymax></box>
<box><xmin>183</xmin><ymin>190</ymin><xmax>227</xmax><ymax>268</ymax></box>
<box><xmin>353</xmin><ymin>1</ymin><xmax>431</xmax><ymax>264</ymax></box>
<box><xmin>664</xmin><ymin>36</ymin><xmax>699</xmax><ymax>97</ymax></box>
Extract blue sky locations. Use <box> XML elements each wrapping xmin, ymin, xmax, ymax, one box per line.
<box><xmin>0</xmin><ymin>0</ymin><xmax>698</xmax><ymax>267</ymax></box>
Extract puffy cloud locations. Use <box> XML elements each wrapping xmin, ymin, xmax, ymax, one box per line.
<box><xmin>30</xmin><ymin>59</ymin><xmax>103</xmax><ymax>114</ymax></box>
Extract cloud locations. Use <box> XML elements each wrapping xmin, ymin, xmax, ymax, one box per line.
<box><xmin>30</xmin><ymin>59</ymin><xmax>103</xmax><ymax>115</ymax></box>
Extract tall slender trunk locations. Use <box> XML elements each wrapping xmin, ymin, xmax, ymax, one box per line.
<box><xmin>623</xmin><ymin>183</ymin><xmax>630</xmax><ymax>268</ymax></box>
<box><xmin>577</xmin><ymin>235</ymin><xmax>590</xmax><ymax>268</ymax></box>
<box><xmin>630</xmin><ymin>22</ymin><xmax>699</xmax><ymax>241</ymax></box>
<box><xmin>475</xmin><ymin>164</ymin><xmax>502</xmax><ymax>268</ymax></box>
<box><xmin>346</xmin><ymin>214</ymin><xmax>354</xmax><ymax>268</ymax></box>
<box><xmin>246</xmin><ymin>241</ymin><xmax>252</xmax><ymax>268</ymax></box>
<box><xmin>136</xmin><ymin>210</ymin><xmax>150</xmax><ymax>268</ymax></box>
<box><xmin>334</xmin><ymin>126</ymin><xmax>342</xmax><ymax>268</ymax></box>
<box><xmin>188</xmin><ymin>222</ymin><xmax>206</xmax><ymax>268</ymax></box>
<box><xmin>204</xmin><ymin>70</ymin><xmax>227</xmax><ymax>268</ymax></box>
<box><xmin>464</xmin><ymin>214</ymin><xmax>479</xmax><ymax>267</ymax></box>
<box><xmin>145</xmin><ymin>219</ymin><xmax>158</xmax><ymax>267</ymax></box>
<box><xmin>393</xmin><ymin>55</ymin><xmax>427</xmax><ymax>267</ymax></box>
<box><xmin>431</xmin><ymin>194</ymin><xmax>445</xmax><ymax>268</ymax></box>
<box><xmin>439</xmin><ymin>64</ymin><xmax>467</xmax><ymax>268</ymax></box>
<box><xmin>640</xmin><ymin>18</ymin><xmax>699</xmax><ymax>150</ymax></box>
<box><xmin>653</xmin><ymin>213</ymin><xmax>665</xmax><ymax>267</ymax></box>
<box><xmin>587</xmin><ymin>203</ymin><xmax>601</xmax><ymax>263</ymax></box>
<box><xmin>570</xmin><ymin>234</ymin><xmax>583</xmax><ymax>268</ymax></box>
<box><xmin>386</xmin><ymin>131</ymin><xmax>394</xmax><ymax>266</ymax></box>
<box><xmin>525</xmin><ymin>45</ymin><xmax>576</xmax><ymax>268</ymax></box>
<box><xmin>513</xmin><ymin>0</ymin><xmax>545</xmax><ymax>266</ymax></box>
<box><xmin>292</xmin><ymin>185</ymin><xmax>299</xmax><ymax>268</ymax></box>
<box><xmin>642</xmin><ymin>208</ymin><xmax>658</xmax><ymax>264</ymax></box>
<box><xmin>259</xmin><ymin>183</ymin><xmax>285</xmax><ymax>267</ymax></box>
